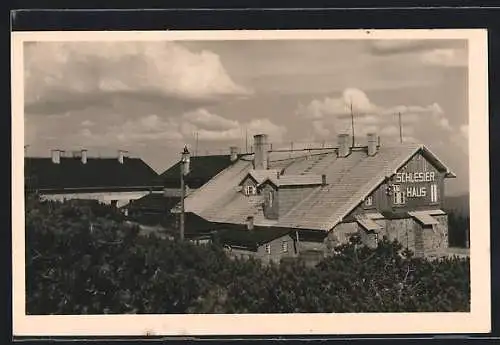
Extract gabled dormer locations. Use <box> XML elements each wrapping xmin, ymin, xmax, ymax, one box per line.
<box><xmin>258</xmin><ymin>173</ymin><xmax>326</xmax><ymax>220</ymax></box>
<box><xmin>238</xmin><ymin>169</ymin><xmax>280</xmax><ymax>196</ymax></box>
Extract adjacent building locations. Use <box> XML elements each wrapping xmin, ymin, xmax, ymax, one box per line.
<box><xmin>25</xmin><ymin>149</ymin><xmax>162</xmax><ymax>208</ymax></box>
<box><xmin>125</xmin><ymin>147</ymin><xmax>248</xmax><ymax>225</ymax></box>
<box><xmin>182</xmin><ymin>133</ymin><xmax>456</xmax><ymax>260</ymax></box>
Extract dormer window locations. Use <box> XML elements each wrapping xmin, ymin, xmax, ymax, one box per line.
<box><xmin>364</xmin><ymin>195</ymin><xmax>373</xmax><ymax>207</ymax></box>
<box><xmin>245</xmin><ymin>185</ymin><xmax>257</xmax><ymax>196</ymax></box>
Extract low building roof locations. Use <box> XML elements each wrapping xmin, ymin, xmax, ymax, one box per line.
<box><xmin>125</xmin><ymin>192</ymin><xmax>180</xmax><ymax>212</ymax></box>
<box><xmin>159</xmin><ymin>154</ymin><xmax>250</xmax><ymax>188</ymax></box>
<box><xmin>217</xmin><ymin>226</ymin><xmax>293</xmax><ymax>249</ymax></box>
<box><xmin>25</xmin><ymin>156</ymin><xmax>160</xmax><ymax>192</ymax></box>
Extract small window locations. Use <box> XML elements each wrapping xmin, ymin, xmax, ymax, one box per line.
<box><xmin>393</xmin><ymin>191</ymin><xmax>406</xmax><ymax>205</ymax></box>
<box><xmin>268</xmin><ymin>191</ymin><xmax>274</xmax><ymax>207</ymax></box>
<box><xmin>282</xmin><ymin>241</ymin><xmax>288</xmax><ymax>253</ymax></box>
<box><xmin>364</xmin><ymin>195</ymin><xmax>373</xmax><ymax>207</ymax></box>
<box><xmin>430</xmin><ymin>184</ymin><xmax>439</xmax><ymax>203</ymax></box>
<box><xmin>245</xmin><ymin>185</ymin><xmax>257</xmax><ymax>196</ymax></box>
<box><xmin>265</xmin><ymin>244</ymin><xmax>271</xmax><ymax>254</ymax></box>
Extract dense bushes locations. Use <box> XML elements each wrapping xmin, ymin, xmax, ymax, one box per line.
<box><xmin>26</xmin><ymin>198</ymin><xmax>470</xmax><ymax>314</ymax></box>
<box><xmin>447</xmin><ymin>210</ymin><xmax>470</xmax><ymax>248</ymax></box>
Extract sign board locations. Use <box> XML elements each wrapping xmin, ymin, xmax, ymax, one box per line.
<box><xmin>394</xmin><ymin>171</ymin><xmax>436</xmax><ymax>199</ymax></box>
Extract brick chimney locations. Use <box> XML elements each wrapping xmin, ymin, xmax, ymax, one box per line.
<box><xmin>51</xmin><ymin>149</ymin><xmax>61</xmax><ymax>164</ymax></box>
<box><xmin>118</xmin><ymin>150</ymin><xmax>126</xmax><ymax>164</ymax></box>
<box><xmin>246</xmin><ymin>216</ymin><xmax>254</xmax><ymax>231</ymax></box>
<box><xmin>81</xmin><ymin>149</ymin><xmax>88</xmax><ymax>164</ymax></box>
<box><xmin>337</xmin><ymin>134</ymin><xmax>351</xmax><ymax>158</ymax></box>
<box><xmin>367</xmin><ymin>133</ymin><xmax>379</xmax><ymax>156</ymax></box>
<box><xmin>253</xmin><ymin>134</ymin><xmax>269</xmax><ymax>170</ymax></box>
<box><xmin>230</xmin><ymin>146</ymin><xmax>239</xmax><ymax>162</ymax></box>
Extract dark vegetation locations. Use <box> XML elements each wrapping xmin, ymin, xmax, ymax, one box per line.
<box><xmin>444</xmin><ymin>194</ymin><xmax>470</xmax><ymax>248</ymax></box>
<box><xmin>26</xmin><ymin>197</ymin><xmax>470</xmax><ymax>314</ymax></box>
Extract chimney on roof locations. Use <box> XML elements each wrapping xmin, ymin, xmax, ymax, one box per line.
<box><xmin>229</xmin><ymin>146</ymin><xmax>239</xmax><ymax>162</ymax></box>
<box><xmin>246</xmin><ymin>216</ymin><xmax>254</xmax><ymax>231</ymax></box>
<box><xmin>81</xmin><ymin>149</ymin><xmax>88</xmax><ymax>164</ymax></box>
<box><xmin>322</xmin><ymin>174</ymin><xmax>327</xmax><ymax>186</ymax></box>
<box><xmin>367</xmin><ymin>133</ymin><xmax>379</xmax><ymax>156</ymax></box>
<box><xmin>118</xmin><ymin>150</ymin><xmax>126</xmax><ymax>164</ymax></box>
<box><xmin>337</xmin><ymin>134</ymin><xmax>351</xmax><ymax>158</ymax></box>
<box><xmin>253</xmin><ymin>134</ymin><xmax>269</xmax><ymax>170</ymax></box>
<box><xmin>51</xmin><ymin>149</ymin><xmax>61</xmax><ymax>164</ymax></box>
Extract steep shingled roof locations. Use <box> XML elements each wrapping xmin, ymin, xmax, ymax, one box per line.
<box><xmin>126</xmin><ymin>192</ymin><xmax>180</xmax><ymax>212</ymax></box>
<box><xmin>25</xmin><ymin>156</ymin><xmax>160</xmax><ymax>192</ymax></box>
<box><xmin>183</xmin><ymin>143</ymin><xmax>455</xmax><ymax>232</ymax></box>
<box><xmin>217</xmin><ymin>226</ymin><xmax>293</xmax><ymax>249</ymax></box>
<box><xmin>158</xmin><ymin>154</ymin><xmax>249</xmax><ymax>188</ymax></box>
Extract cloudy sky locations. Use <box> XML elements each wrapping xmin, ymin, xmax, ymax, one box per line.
<box><xmin>24</xmin><ymin>38</ymin><xmax>469</xmax><ymax>195</ymax></box>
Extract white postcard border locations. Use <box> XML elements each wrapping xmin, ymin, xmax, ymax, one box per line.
<box><xmin>11</xmin><ymin>28</ymin><xmax>490</xmax><ymax>336</ymax></box>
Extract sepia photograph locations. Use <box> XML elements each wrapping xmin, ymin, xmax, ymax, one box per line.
<box><xmin>12</xmin><ymin>29</ymin><xmax>490</xmax><ymax>336</ymax></box>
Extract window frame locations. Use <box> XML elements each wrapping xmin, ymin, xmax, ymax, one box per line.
<box><xmin>265</xmin><ymin>243</ymin><xmax>271</xmax><ymax>254</ymax></box>
<box><xmin>430</xmin><ymin>183</ymin><xmax>439</xmax><ymax>203</ymax></box>
<box><xmin>364</xmin><ymin>195</ymin><xmax>374</xmax><ymax>207</ymax></box>
<box><xmin>282</xmin><ymin>241</ymin><xmax>288</xmax><ymax>253</ymax></box>
<box><xmin>393</xmin><ymin>190</ymin><xmax>406</xmax><ymax>206</ymax></box>
<box><xmin>245</xmin><ymin>185</ymin><xmax>257</xmax><ymax>196</ymax></box>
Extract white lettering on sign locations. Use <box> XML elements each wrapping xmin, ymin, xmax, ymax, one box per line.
<box><xmin>406</xmin><ymin>186</ymin><xmax>427</xmax><ymax>198</ymax></box>
<box><xmin>395</xmin><ymin>171</ymin><xmax>435</xmax><ymax>183</ymax></box>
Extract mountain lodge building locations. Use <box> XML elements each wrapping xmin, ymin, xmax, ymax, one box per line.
<box><xmin>182</xmin><ymin>133</ymin><xmax>456</xmax><ymax>261</ymax></box>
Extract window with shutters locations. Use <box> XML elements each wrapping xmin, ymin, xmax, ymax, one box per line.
<box><xmin>364</xmin><ymin>195</ymin><xmax>373</xmax><ymax>207</ymax></box>
<box><xmin>393</xmin><ymin>191</ymin><xmax>406</xmax><ymax>205</ymax></box>
<box><xmin>245</xmin><ymin>185</ymin><xmax>257</xmax><ymax>196</ymax></box>
<box><xmin>430</xmin><ymin>184</ymin><xmax>439</xmax><ymax>203</ymax></box>
<box><xmin>265</xmin><ymin>243</ymin><xmax>271</xmax><ymax>254</ymax></box>
<box><xmin>282</xmin><ymin>241</ymin><xmax>288</xmax><ymax>253</ymax></box>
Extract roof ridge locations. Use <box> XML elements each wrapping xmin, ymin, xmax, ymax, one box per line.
<box><xmin>320</xmin><ymin>145</ymin><xmax>423</xmax><ymax>230</ymax></box>
<box><xmin>184</xmin><ymin>160</ymin><xmax>252</xmax><ymax>205</ymax></box>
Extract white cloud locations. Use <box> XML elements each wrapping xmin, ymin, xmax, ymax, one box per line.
<box><xmin>25</xmin><ymin>41</ymin><xmax>252</xmax><ymax>106</ymax></box>
<box><xmin>81</xmin><ymin>120</ymin><xmax>95</xmax><ymax>127</ymax></box>
<box><xmin>182</xmin><ymin>108</ymin><xmax>239</xmax><ymax>131</ymax></box>
<box><xmin>369</xmin><ymin>40</ymin><xmax>427</xmax><ymax>55</ymax></box>
<box><xmin>72</xmin><ymin>108</ymin><xmax>287</xmax><ymax>148</ymax></box>
<box><xmin>75</xmin><ymin>114</ymin><xmax>183</xmax><ymax>148</ymax></box>
<box><xmin>420</xmin><ymin>48</ymin><xmax>467</xmax><ymax>67</ymax></box>
<box><xmin>179</xmin><ymin>109</ymin><xmax>287</xmax><ymax>143</ymax></box>
<box><xmin>297</xmin><ymin>87</ymin><xmax>452</xmax><ymax>145</ymax></box>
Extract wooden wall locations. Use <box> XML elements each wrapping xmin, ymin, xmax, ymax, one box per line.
<box><xmin>347</xmin><ymin>152</ymin><xmax>446</xmax><ymax>220</ymax></box>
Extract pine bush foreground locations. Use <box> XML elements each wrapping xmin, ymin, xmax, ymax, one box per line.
<box><xmin>26</xmin><ymin>197</ymin><xmax>470</xmax><ymax>314</ymax></box>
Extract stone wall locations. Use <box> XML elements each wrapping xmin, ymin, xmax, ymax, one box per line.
<box><xmin>324</xmin><ymin>215</ymin><xmax>449</xmax><ymax>258</ymax></box>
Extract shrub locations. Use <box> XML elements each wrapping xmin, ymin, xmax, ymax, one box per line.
<box><xmin>26</xmin><ymin>198</ymin><xmax>470</xmax><ymax>314</ymax></box>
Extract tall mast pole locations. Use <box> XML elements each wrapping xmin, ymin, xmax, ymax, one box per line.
<box><xmin>245</xmin><ymin>128</ymin><xmax>248</xmax><ymax>153</ymax></box>
<box><xmin>350</xmin><ymin>102</ymin><xmax>355</xmax><ymax>147</ymax></box>
<box><xmin>179</xmin><ymin>146</ymin><xmax>190</xmax><ymax>241</ymax></box>
<box><xmin>195</xmin><ymin>132</ymin><xmax>199</xmax><ymax>156</ymax></box>
<box><xmin>398</xmin><ymin>112</ymin><xmax>403</xmax><ymax>143</ymax></box>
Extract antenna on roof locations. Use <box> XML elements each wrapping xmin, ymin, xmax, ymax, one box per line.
<box><xmin>245</xmin><ymin>128</ymin><xmax>248</xmax><ymax>154</ymax></box>
<box><xmin>194</xmin><ymin>131</ymin><xmax>199</xmax><ymax>157</ymax></box>
<box><xmin>350</xmin><ymin>100</ymin><xmax>355</xmax><ymax>147</ymax></box>
<box><xmin>398</xmin><ymin>112</ymin><xmax>403</xmax><ymax>144</ymax></box>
